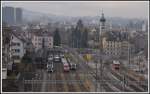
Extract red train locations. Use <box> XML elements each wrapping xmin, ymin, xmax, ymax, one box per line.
<box><xmin>112</xmin><ymin>60</ymin><xmax>120</xmax><ymax>70</ymax></box>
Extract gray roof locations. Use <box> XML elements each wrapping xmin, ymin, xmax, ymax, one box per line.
<box><xmin>105</xmin><ymin>31</ymin><xmax>128</xmax><ymax>41</ymax></box>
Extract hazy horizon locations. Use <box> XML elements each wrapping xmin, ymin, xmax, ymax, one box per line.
<box><xmin>2</xmin><ymin>1</ymin><xmax>149</xmax><ymax>19</ymax></box>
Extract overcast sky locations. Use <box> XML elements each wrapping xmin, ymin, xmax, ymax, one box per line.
<box><xmin>2</xmin><ymin>1</ymin><xmax>149</xmax><ymax>19</ymax></box>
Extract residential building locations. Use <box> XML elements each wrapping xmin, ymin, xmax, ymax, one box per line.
<box><xmin>32</xmin><ymin>30</ymin><xmax>53</xmax><ymax>51</ymax></box>
<box><xmin>102</xmin><ymin>31</ymin><xmax>129</xmax><ymax>58</ymax></box>
<box><xmin>10</xmin><ymin>32</ymin><xmax>26</xmax><ymax>63</ymax></box>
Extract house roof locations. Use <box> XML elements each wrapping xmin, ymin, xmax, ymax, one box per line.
<box><xmin>33</xmin><ymin>29</ymin><xmax>53</xmax><ymax>37</ymax></box>
<box><xmin>11</xmin><ymin>30</ymin><xmax>27</xmax><ymax>43</ymax></box>
<box><xmin>105</xmin><ymin>31</ymin><xmax>128</xmax><ymax>42</ymax></box>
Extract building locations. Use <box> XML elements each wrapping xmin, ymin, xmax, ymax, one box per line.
<box><xmin>10</xmin><ymin>32</ymin><xmax>26</xmax><ymax>63</ymax></box>
<box><xmin>32</xmin><ymin>30</ymin><xmax>53</xmax><ymax>51</ymax></box>
<box><xmin>2</xmin><ymin>68</ymin><xmax>7</xmax><ymax>79</ymax></box>
<box><xmin>131</xmin><ymin>32</ymin><xmax>147</xmax><ymax>53</ymax></box>
<box><xmin>15</xmin><ymin>8</ymin><xmax>23</xmax><ymax>24</ymax></box>
<box><xmin>2</xmin><ymin>7</ymin><xmax>23</xmax><ymax>25</ymax></box>
<box><xmin>99</xmin><ymin>11</ymin><xmax>106</xmax><ymax>35</ymax></box>
<box><xmin>2</xmin><ymin>7</ymin><xmax>15</xmax><ymax>25</ymax></box>
<box><xmin>102</xmin><ymin>31</ymin><xmax>129</xmax><ymax>58</ymax></box>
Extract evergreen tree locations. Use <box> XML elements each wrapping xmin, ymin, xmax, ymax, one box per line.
<box><xmin>75</xmin><ymin>19</ymin><xmax>84</xmax><ymax>48</ymax></box>
<box><xmin>53</xmin><ymin>28</ymin><xmax>61</xmax><ymax>46</ymax></box>
<box><xmin>82</xmin><ymin>29</ymin><xmax>88</xmax><ymax>48</ymax></box>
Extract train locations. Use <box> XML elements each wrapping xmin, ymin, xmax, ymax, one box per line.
<box><xmin>112</xmin><ymin>60</ymin><xmax>120</xmax><ymax>70</ymax></box>
<box><xmin>67</xmin><ymin>58</ymin><xmax>77</xmax><ymax>70</ymax></box>
<box><xmin>54</xmin><ymin>55</ymin><xmax>61</xmax><ymax>62</ymax></box>
<box><xmin>62</xmin><ymin>58</ymin><xmax>70</xmax><ymax>72</ymax></box>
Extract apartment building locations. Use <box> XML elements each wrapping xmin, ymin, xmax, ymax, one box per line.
<box><xmin>102</xmin><ymin>31</ymin><xmax>129</xmax><ymax>58</ymax></box>
<box><xmin>32</xmin><ymin>30</ymin><xmax>53</xmax><ymax>51</ymax></box>
<box><xmin>10</xmin><ymin>32</ymin><xmax>26</xmax><ymax>63</ymax></box>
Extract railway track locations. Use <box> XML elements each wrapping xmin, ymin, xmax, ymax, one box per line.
<box><xmin>109</xmin><ymin>66</ymin><xmax>145</xmax><ymax>92</ymax></box>
<box><xmin>47</xmin><ymin>73</ymin><xmax>56</xmax><ymax>92</ymax></box>
<box><xmin>69</xmin><ymin>72</ymin><xmax>81</xmax><ymax>92</ymax></box>
<box><xmin>123</xmin><ymin>70</ymin><xmax>147</xmax><ymax>91</ymax></box>
<box><xmin>75</xmin><ymin>73</ymin><xmax>88</xmax><ymax>92</ymax></box>
<box><xmin>56</xmin><ymin>63</ymin><xmax>64</xmax><ymax>92</ymax></box>
<box><xmin>64</xmin><ymin>72</ymin><xmax>76</xmax><ymax>92</ymax></box>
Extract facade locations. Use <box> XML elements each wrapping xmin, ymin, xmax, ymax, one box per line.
<box><xmin>102</xmin><ymin>31</ymin><xmax>129</xmax><ymax>58</ymax></box>
<box><xmin>10</xmin><ymin>33</ymin><xmax>26</xmax><ymax>63</ymax></box>
<box><xmin>32</xmin><ymin>30</ymin><xmax>53</xmax><ymax>51</ymax></box>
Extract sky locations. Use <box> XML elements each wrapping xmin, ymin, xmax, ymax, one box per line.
<box><xmin>2</xmin><ymin>1</ymin><xmax>149</xmax><ymax>19</ymax></box>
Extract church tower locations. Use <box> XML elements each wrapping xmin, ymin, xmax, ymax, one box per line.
<box><xmin>99</xmin><ymin>11</ymin><xmax>106</xmax><ymax>35</ymax></box>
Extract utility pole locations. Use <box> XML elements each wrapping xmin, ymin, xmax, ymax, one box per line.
<box><xmin>95</xmin><ymin>59</ymin><xmax>98</xmax><ymax>92</ymax></box>
<box><xmin>128</xmin><ymin>32</ymin><xmax>131</xmax><ymax>69</ymax></box>
<box><xmin>99</xmin><ymin>10</ymin><xmax>105</xmax><ymax>92</ymax></box>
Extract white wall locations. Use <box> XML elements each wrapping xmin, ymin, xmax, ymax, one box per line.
<box><xmin>10</xmin><ymin>34</ymin><xmax>26</xmax><ymax>59</ymax></box>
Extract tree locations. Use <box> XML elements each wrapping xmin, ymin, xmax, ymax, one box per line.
<box><xmin>81</xmin><ymin>29</ymin><xmax>88</xmax><ymax>48</ymax></box>
<box><xmin>22</xmin><ymin>51</ymin><xmax>32</xmax><ymax>64</ymax></box>
<box><xmin>73</xmin><ymin>19</ymin><xmax>84</xmax><ymax>48</ymax></box>
<box><xmin>21</xmin><ymin>51</ymin><xmax>32</xmax><ymax>71</ymax></box>
<box><xmin>53</xmin><ymin>28</ymin><xmax>61</xmax><ymax>46</ymax></box>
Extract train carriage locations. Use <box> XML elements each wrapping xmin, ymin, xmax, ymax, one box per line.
<box><xmin>112</xmin><ymin>60</ymin><xmax>120</xmax><ymax>70</ymax></box>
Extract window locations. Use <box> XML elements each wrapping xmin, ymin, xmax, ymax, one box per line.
<box><xmin>35</xmin><ymin>37</ymin><xmax>37</xmax><ymax>41</ymax></box>
<box><xmin>17</xmin><ymin>43</ymin><xmax>20</xmax><ymax>46</ymax></box>
<box><xmin>38</xmin><ymin>38</ymin><xmax>42</xmax><ymax>41</ymax></box>
<box><xmin>11</xmin><ymin>42</ymin><xmax>20</xmax><ymax>46</ymax></box>
<box><xmin>45</xmin><ymin>38</ymin><xmax>48</xmax><ymax>41</ymax></box>
<box><xmin>12</xmin><ymin>55</ymin><xmax>20</xmax><ymax>59</ymax></box>
<box><xmin>15</xmin><ymin>49</ymin><xmax>20</xmax><ymax>53</ymax></box>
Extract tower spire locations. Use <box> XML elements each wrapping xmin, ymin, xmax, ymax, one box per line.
<box><xmin>100</xmin><ymin>9</ymin><xmax>106</xmax><ymax>22</ymax></box>
<box><xmin>99</xmin><ymin>9</ymin><xmax>106</xmax><ymax>34</ymax></box>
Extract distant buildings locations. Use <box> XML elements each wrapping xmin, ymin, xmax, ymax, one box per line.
<box><xmin>2</xmin><ymin>7</ymin><xmax>15</xmax><ymax>25</ymax></box>
<box><xmin>2</xmin><ymin>6</ymin><xmax>23</xmax><ymax>25</ymax></box>
<box><xmin>15</xmin><ymin>8</ymin><xmax>23</xmax><ymax>24</ymax></box>
<box><xmin>32</xmin><ymin>30</ymin><xmax>53</xmax><ymax>51</ymax></box>
<box><xmin>130</xmin><ymin>31</ymin><xmax>147</xmax><ymax>54</ymax></box>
